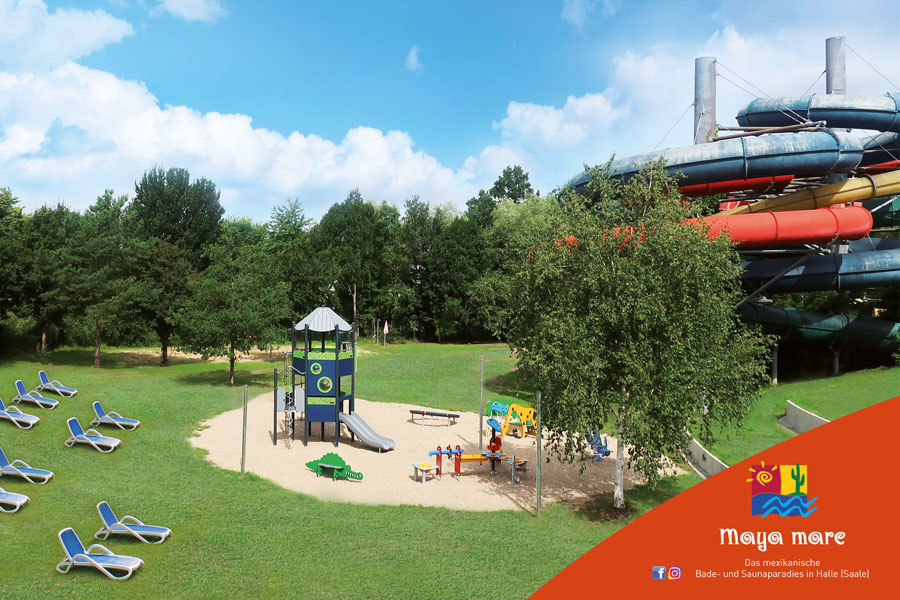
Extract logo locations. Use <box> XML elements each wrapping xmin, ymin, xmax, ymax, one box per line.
<box><xmin>668</xmin><ymin>566</ymin><xmax>682</xmax><ymax>580</ymax></box>
<box><xmin>747</xmin><ymin>460</ymin><xmax>818</xmax><ymax>518</ymax></box>
<box><xmin>652</xmin><ymin>566</ymin><xmax>667</xmax><ymax>580</ymax></box>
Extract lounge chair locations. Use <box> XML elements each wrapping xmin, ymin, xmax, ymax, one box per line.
<box><xmin>37</xmin><ymin>370</ymin><xmax>78</xmax><ymax>397</ymax></box>
<box><xmin>12</xmin><ymin>380</ymin><xmax>59</xmax><ymax>410</ymax></box>
<box><xmin>0</xmin><ymin>446</ymin><xmax>54</xmax><ymax>484</ymax></box>
<box><xmin>90</xmin><ymin>402</ymin><xmax>140</xmax><ymax>431</ymax></box>
<box><xmin>56</xmin><ymin>528</ymin><xmax>144</xmax><ymax>580</ymax></box>
<box><xmin>0</xmin><ymin>396</ymin><xmax>40</xmax><ymax>429</ymax></box>
<box><xmin>64</xmin><ymin>418</ymin><xmax>121</xmax><ymax>453</ymax></box>
<box><xmin>94</xmin><ymin>501</ymin><xmax>171</xmax><ymax>544</ymax></box>
<box><xmin>0</xmin><ymin>486</ymin><xmax>29</xmax><ymax>513</ymax></box>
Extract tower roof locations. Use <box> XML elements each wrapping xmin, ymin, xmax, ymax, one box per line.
<box><xmin>294</xmin><ymin>306</ymin><xmax>352</xmax><ymax>332</ymax></box>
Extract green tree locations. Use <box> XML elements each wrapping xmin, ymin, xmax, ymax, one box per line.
<box><xmin>177</xmin><ymin>219</ymin><xmax>290</xmax><ymax>385</ymax></box>
<box><xmin>20</xmin><ymin>204</ymin><xmax>82</xmax><ymax>352</ymax></box>
<box><xmin>0</xmin><ymin>188</ymin><xmax>26</xmax><ymax>319</ymax></box>
<box><xmin>266</xmin><ymin>198</ymin><xmax>325</xmax><ymax>320</ymax></box>
<box><xmin>130</xmin><ymin>166</ymin><xmax>225</xmax><ymax>364</ymax></box>
<box><xmin>506</xmin><ymin>163</ymin><xmax>771</xmax><ymax>509</ymax></box>
<box><xmin>490</xmin><ymin>165</ymin><xmax>534</xmax><ymax>203</ymax></box>
<box><xmin>69</xmin><ymin>191</ymin><xmax>142</xmax><ymax>368</ymax></box>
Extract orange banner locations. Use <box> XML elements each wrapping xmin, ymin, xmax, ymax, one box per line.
<box><xmin>533</xmin><ymin>396</ymin><xmax>899</xmax><ymax>598</ymax></box>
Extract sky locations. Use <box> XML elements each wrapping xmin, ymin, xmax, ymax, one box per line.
<box><xmin>1</xmin><ymin>0</ymin><xmax>898</xmax><ymax>220</ymax></box>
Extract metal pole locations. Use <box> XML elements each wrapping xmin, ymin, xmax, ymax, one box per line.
<box><xmin>536</xmin><ymin>391</ymin><xmax>542</xmax><ymax>517</ymax></box>
<box><xmin>272</xmin><ymin>368</ymin><xmax>277</xmax><ymax>446</ymax></box>
<box><xmin>242</xmin><ymin>384</ymin><xmax>248</xmax><ymax>474</ymax></box>
<box><xmin>694</xmin><ymin>57</ymin><xmax>716</xmax><ymax>144</ymax></box>
<box><xmin>479</xmin><ymin>356</ymin><xmax>484</xmax><ymax>453</ymax></box>
<box><xmin>826</xmin><ymin>36</ymin><xmax>846</xmax><ymax>95</ymax></box>
<box><xmin>771</xmin><ymin>343</ymin><xmax>779</xmax><ymax>385</ymax></box>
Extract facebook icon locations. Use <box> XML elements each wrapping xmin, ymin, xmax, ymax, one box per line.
<box><xmin>652</xmin><ymin>566</ymin><xmax>667</xmax><ymax>581</ymax></box>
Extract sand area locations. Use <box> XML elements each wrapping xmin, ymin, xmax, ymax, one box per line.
<box><xmin>191</xmin><ymin>394</ymin><xmax>655</xmax><ymax>513</ymax></box>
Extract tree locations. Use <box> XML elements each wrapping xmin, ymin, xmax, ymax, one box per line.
<box><xmin>130</xmin><ymin>167</ymin><xmax>225</xmax><ymax>364</ymax></box>
<box><xmin>177</xmin><ymin>219</ymin><xmax>290</xmax><ymax>385</ymax></box>
<box><xmin>505</xmin><ymin>163</ymin><xmax>771</xmax><ymax>509</ymax></box>
<box><xmin>69</xmin><ymin>191</ymin><xmax>142</xmax><ymax>368</ymax></box>
<box><xmin>490</xmin><ymin>165</ymin><xmax>534</xmax><ymax>203</ymax></box>
<box><xmin>266</xmin><ymin>198</ymin><xmax>326</xmax><ymax>320</ymax></box>
<box><xmin>0</xmin><ymin>188</ymin><xmax>26</xmax><ymax>318</ymax></box>
<box><xmin>20</xmin><ymin>203</ymin><xmax>82</xmax><ymax>352</ymax></box>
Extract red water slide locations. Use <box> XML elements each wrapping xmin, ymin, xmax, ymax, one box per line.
<box><xmin>698</xmin><ymin>205</ymin><xmax>872</xmax><ymax>248</ymax></box>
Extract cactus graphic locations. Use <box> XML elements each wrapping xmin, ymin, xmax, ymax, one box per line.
<box><xmin>789</xmin><ymin>463</ymin><xmax>805</xmax><ymax>496</ymax></box>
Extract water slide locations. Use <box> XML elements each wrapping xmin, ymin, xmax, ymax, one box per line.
<box><xmin>566</xmin><ymin>88</ymin><xmax>899</xmax><ymax>351</ymax></box>
<box><xmin>339</xmin><ymin>412</ymin><xmax>396</xmax><ymax>452</ymax></box>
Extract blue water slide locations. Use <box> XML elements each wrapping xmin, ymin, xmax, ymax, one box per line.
<box><xmin>567</xmin><ymin>130</ymin><xmax>863</xmax><ymax>193</ymax></box>
<box><xmin>741</xmin><ymin>248</ymin><xmax>900</xmax><ymax>292</ymax></box>
<box><xmin>737</xmin><ymin>303</ymin><xmax>900</xmax><ymax>352</ymax></box>
<box><xmin>736</xmin><ymin>93</ymin><xmax>900</xmax><ymax>132</ymax></box>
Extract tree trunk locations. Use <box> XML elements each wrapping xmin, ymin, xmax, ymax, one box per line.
<box><xmin>229</xmin><ymin>340</ymin><xmax>236</xmax><ymax>386</ymax></box>
<box><xmin>160</xmin><ymin>331</ymin><xmax>169</xmax><ymax>367</ymax></box>
<box><xmin>94</xmin><ymin>318</ymin><xmax>101</xmax><ymax>368</ymax></box>
<box><xmin>614</xmin><ymin>424</ymin><xmax>626</xmax><ymax>509</ymax></box>
<box><xmin>41</xmin><ymin>329</ymin><xmax>47</xmax><ymax>352</ymax></box>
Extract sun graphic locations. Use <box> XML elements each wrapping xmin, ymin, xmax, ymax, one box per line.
<box><xmin>747</xmin><ymin>460</ymin><xmax>780</xmax><ymax>494</ymax></box>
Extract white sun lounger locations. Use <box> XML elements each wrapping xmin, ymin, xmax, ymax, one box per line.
<box><xmin>90</xmin><ymin>402</ymin><xmax>140</xmax><ymax>431</ymax></box>
<box><xmin>0</xmin><ymin>446</ymin><xmax>54</xmax><ymax>484</ymax></box>
<box><xmin>37</xmin><ymin>370</ymin><xmax>78</xmax><ymax>397</ymax></box>
<box><xmin>0</xmin><ymin>486</ymin><xmax>29</xmax><ymax>513</ymax></box>
<box><xmin>94</xmin><ymin>501</ymin><xmax>171</xmax><ymax>544</ymax></box>
<box><xmin>56</xmin><ymin>528</ymin><xmax>144</xmax><ymax>580</ymax></box>
<box><xmin>12</xmin><ymin>380</ymin><xmax>58</xmax><ymax>410</ymax></box>
<box><xmin>0</xmin><ymin>396</ymin><xmax>40</xmax><ymax>429</ymax></box>
<box><xmin>65</xmin><ymin>418</ymin><xmax>121</xmax><ymax>453</ymax></box>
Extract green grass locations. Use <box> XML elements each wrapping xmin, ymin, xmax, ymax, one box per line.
<box><xmin>0</xmin><ymin>344</ymin><xmax>695</xmax><ymax>599</ymax></box>
<box><xmin>705</xmin><ymin>366</ymin><xmax>899</xmax><ymax>466</ymax></box>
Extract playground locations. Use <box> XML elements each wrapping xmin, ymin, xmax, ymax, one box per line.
<box><xmin>192</xmin><ymin>394</ymin><xmax>650</xmax><ymax>511</ymax></box>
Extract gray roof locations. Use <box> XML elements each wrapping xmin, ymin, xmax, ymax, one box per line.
<box><xmin>294</xmin><ymin>307</ymin><xmax>352</xmax><ymax>332</ymax></box>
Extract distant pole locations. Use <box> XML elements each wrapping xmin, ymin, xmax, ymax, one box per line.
<box><xmin>241</xmin><ymin>384</ymin><xmax>248</xmax><ymax>474</ymax></box>
<box><xmin>536</xmin><ymin>391</ymin><xmax>542</xmax><ymax>517</ymax></box>
<box><xmin>479</xmin><ymin>356</ymin><xmax>485</xmax><ymax>453</ymax></box>
<box><xmin>272</xmin><ymin>369</ymin><xmax>277</xmax><ymax>446</ymax></box>
<box><xmin>694</xmin><ymin>57</ymin><xmax>717</xmax><ymax>144</ymax></box>
<box><xmin>771</xmin><ymin>343</ymin><xmax>779</xmax><ymax>385</ymax></box>
<box><xmin>825</xmin><ymin>36</ymin><xmax>846</xmax><ymax>95</ymax></box>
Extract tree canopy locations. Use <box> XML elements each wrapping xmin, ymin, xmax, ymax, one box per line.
<box><xmin>504</xmin><ymin>163</ymin><xmax>772</xmax><ymax>508</ymax></box>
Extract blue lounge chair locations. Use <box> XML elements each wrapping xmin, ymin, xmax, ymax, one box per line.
<box><xmin>12</xmin><ymin>380</ymin><xmax>58</xmax><ymax>410</ymax></box>
<box><xmin>0</xmin><ymin>446</ymin><xmax>54</xmax><ymax>484</ymax></box>
<box><xmin>0</xmin><ymin>396</ymin><xmax>40</xmax><ymax>429</ymax></box>
<box><xmin>0</xmin><ymin>486</ymin><xmax>29</xmax><ymax>513</ymax></box>
<box><xmin>94</xmin><ymin>501</ymin><xmax>171</xmax><ymax>544</ymax></box>
<box><xmin>90</xmin><ymin>402</ymin><xmax>140</xmax><ymax>431</ymax></box>
<box><xmin>65</xmin><ymin>418</ymin><xmax>121</xmax><ymax>453</ymax></box>
<box><xmin>56</xmin><ymin>528</ymin><xmax>143</xmax><ymax>580</ymax></box>
<box><xmin>37</xmin><ymin>370</ymin><xmax>78</xmax><ymax>397</ymax></box>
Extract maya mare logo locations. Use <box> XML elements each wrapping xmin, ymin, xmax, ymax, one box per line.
<box><xmin>747</xmin><ymin>461</ymin><xmax>818</xmax><ymax>518</ymax></box>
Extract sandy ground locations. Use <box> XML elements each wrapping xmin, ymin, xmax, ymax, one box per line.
<box><xmin>190</xmin><ymin>393</ymin><xmax>658</xmax><ymax>513</ymax></box>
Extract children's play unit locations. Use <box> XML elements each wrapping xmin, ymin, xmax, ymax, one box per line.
<box><xmin>274</xmin><ymin>306</ymin><xmax>395</xmax><ymax>451</ymax></box>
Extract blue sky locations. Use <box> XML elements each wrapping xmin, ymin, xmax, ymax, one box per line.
<box><xmin>1</xmin><ymin>0</ymin><xmax>898</xmax><ymax>220</ymax></box>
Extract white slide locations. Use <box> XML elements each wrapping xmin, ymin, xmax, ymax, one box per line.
<box><xmin>339</xmin><ymin>412</ymin><xmax>396</xmax><ymax>452</ymax></box>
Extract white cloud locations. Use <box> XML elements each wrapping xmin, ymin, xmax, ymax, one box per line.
<box><xmin>561</xmin><ymin>0</ymin><xmax>621</xmax><ymax>30</ymax></box>
<box><xmin>0</xmin><ymin>0</ymin><xmax>134</xmax><ymax>71</ymax></box>
<box><xmin>157</xmin><ymin>0</ymin><xmax>225</xmax><ymax>23</ymax></box>
<box><xmin>496</xmin><ymin>92</ymin><xmax>624</xmax><ymax>147</ymax></box>
<box><xmin>0</xmin><ymin>62</ymin><xmax>502</xmax><ymax>218</ymax></box>
<box><xmin>405</xmin><ymin>45</ymin><xmax>423</xmax><ymax>72</ymax></box>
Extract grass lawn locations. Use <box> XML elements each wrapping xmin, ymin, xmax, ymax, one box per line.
<box><xmin>0</xmin><ymin>343</ymin><xmax>696</xmax><ymax>600</ymax></box>
<box><xmin>705</xmin><ymin>366</ymin><xmax>899</xmax><ymax>466</ymax></box>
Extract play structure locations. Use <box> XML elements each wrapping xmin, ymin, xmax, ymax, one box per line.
<box><xmin>566</xmin><ymin>37</ymin><xmax>899</xmax><ymax>367</ymax></box>
<box><xmin>589</xmin><ymin>432</ymin><xmax>612</xmax><ymax>462</ymax></box>
<box><xmin>305</xmin><ymin>452</ymin><xmax>363</xmax><ymax>481</ymax></box>
<box><xmin>490</xmin><ymin>402</ymin><xmax>537</xmax><ymax>438</ymax></box>
<box><xmin>275</xmin><ymin>306</ymin><xmax>395</xmax><ymax>451</ymax></box>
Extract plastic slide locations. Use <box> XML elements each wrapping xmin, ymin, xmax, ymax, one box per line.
<box><xmin>700</xmin><ymin>205</ymin><xmax>873</xmax><ymax>248</ymax></box>
<box><xmin>742</xmin><ymin>248</ymin><xmax>900</xmax><ymax>292</ymax></box>
<box><xmin>338</xmin><ymin>412</ymin><xmax>395</xmax><ymax>451</ymax></box>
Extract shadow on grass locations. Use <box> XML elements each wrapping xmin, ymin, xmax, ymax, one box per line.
<box><xmin>37</xmin><ymin>348</ymin><xmax>201</xmax><ymax>369</ymax></box>
<box><xmin>484</xmin><ymin>371</ymin><xmax>533</xmax><ymax>403</ymax></box>
<box><xmin>570</xmin><ymin>473</ymin><xmax>701</xmax><ymax>523</ymax></box>
<box><xmin>174</xmin><ymin>369</ymin><xmax>273</xmax><ymax>388</ymax></box>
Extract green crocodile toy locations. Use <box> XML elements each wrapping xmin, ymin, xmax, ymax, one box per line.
<box><xmin>305</xmin><ymin>452</ymin><xmax>363</xmax><ymax>481</ymax></box>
